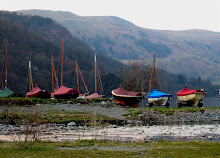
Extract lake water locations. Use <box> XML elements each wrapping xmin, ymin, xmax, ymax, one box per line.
<box><xmin>140</xmin><ymin>96</ymin><xmax>220</xmax><ymax>108</ymax></box>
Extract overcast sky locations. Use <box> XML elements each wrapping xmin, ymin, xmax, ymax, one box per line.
<box><xmin>1</xmin><ymin>0</ymin><xmax>220</xmax><ymax>32</ymax></box>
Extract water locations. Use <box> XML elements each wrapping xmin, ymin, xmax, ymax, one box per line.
<box><xmin>140</xmin><ymin>96</ymin><xmax>220</xmax><ymax>108</ymax></box>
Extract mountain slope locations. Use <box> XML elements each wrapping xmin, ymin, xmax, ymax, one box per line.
<box><xmin>18</xmin><ymin>9</ymin><xmax>220</xmax><ymax>84</ymax></box>
<box><xmin>0</xmin><ymin>11</ymin><xmax>122</xmax><ymax>96</ymax></box>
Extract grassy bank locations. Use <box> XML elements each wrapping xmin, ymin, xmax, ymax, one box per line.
<box><xmin>0</xmin><ymin>108</ymin><xmax>117</xmax><ymax>126</ymax></box>
<box><xmin>0</xmin><ymin>97</ymin><xmax>112</xmax><ymax>106</ymax></box>
<box><xmin>0</xmin><ymin>140</ymin><xmax>219</xmax><ymax>157</ymax></box>
<box><xmin>124</xmin><ymin>107</ymin><xmax>220</xmax><ymax>119</ymax></box>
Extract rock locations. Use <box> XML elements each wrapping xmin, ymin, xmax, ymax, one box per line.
<box><xmin>138</xmin><ymin>114</ymin><xmax>145</xmax><ymax>118</ymax></box>
<box><xmin>77</xmin><ymin>126</ymin><xmax>84</xmax><ymax>130</ymax></box>
<box><xmin>127</xmin><ymin>120</ymin><xmax>134</xmax><ymax>124</ymax></box>
<box><xmin>67</xmin><ymin>122</ymin><xmax>76</xmax><ymax>126</ymax></box>
<box><xmin>70</xmin><ymin>127</ymin><xmax>77</xmax><ymax>130</ymax></box>
<box><xmin>135</xmin><ymin>121</ymin><xmax>142</xmax><ymax>126</ymax></box>
<box><xmin>127</xmin><ymin>124</ymin><xmax>133</xmax><ymax>127</ymax></box>
<box><xmin>106</xmin><ymin>124</ymin><xmax>117</xmax><ymax>128</ymax></box>
<box><xmin>67</xmin><ymin>101</ymin><xmax>74</xmax><ymax>104</ymax></box>
<box><xmin>75</xmin><ymin>103</ymin><xmax>82</xmax><ymax>106</ymax></box>
<box><xmin>101</xmin><ymin>101</ymin><xmax>106</xmax><ymax>105</ymax></box>
<box><xmin>112</xmin><ymin>124</ymin><xmax>117</xmax><ymax>128</ymax></box>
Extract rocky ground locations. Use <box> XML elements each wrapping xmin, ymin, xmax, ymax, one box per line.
<box><xmin>0</xmin><ymin>103</ymin><xmax>220</xmax><ymax>142</ymax></box>
<box><xmin>37</xmin><ymin>102</ymin><xmax>129</xmax><ymax>120</ymax></box>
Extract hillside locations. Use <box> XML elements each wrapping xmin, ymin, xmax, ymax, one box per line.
<box><xmin>0</xmin><ymin>11</ymin><xmax>122</xmax><ymax>96</ymax></box>
<box><xmin>18</xmin><ymin>10</ymin><xmax>220</xmax><ymax>84</ymax></box>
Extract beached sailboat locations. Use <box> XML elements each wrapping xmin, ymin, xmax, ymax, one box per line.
<box><xmin>51</xmin><ymin>36</ymin><xmax>79</xmax><ymax>99</ymax></box>
<box><xmin>26</xmin><ymin>84</ymin><xmax>51</xmax><ymax>98</ymax></box>
<box><xmin>111</xmin><ymin>85</ymin><xmax>144</xmax><ymax>107</ymax></box>
<box><xmin>25</xmin><ymin>61</ymin><xmax>51</xmax><ymax>98</ymax></box>
<box><xmin>86</xmin><ymin>53</ymin><xmax>104</xmax><ymax>99</ymax></box>
<box><xmin>176</xmin><ymin>85</ymin><xmax>206</xmax><ymax>108</ymax></box>
<box><xmin>0</xmin><ymin>39</ymin><xmax>22</xmax><ymax>98</ymax></box>
<box><xmin>147</xmin><ymin>54</ymin><xmax>172</xmax><ymax>107</ymax></box>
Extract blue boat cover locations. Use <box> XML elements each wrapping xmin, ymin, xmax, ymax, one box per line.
<box><xmin>148</xmin><ymin>89</ymin><xmax>172</xmax><ymax>98</ymax></box>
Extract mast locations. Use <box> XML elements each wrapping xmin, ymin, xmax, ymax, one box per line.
<box><xmin>76</xmin><ymin>61</ymin><xmax>80</xmax><ymax>92</ymax></box>
<box><xmin>28</xmin><ymin>61</ymin><xmax>33</xmax><ymax>92</ymax></box>
<box><xmin>94</xmin><ymin>53</ymin><xmax>97</xmax><ymax>93</ymax></box>
<box><xmin>61</xmin><ymin>36</ymin><xmax>64</xmax><ymax>86</ymax></box>
<box><xmin>4</xmin><ymin>44</ymin><xmax>7</xmax><ymax>88</ymax></box>
<box><xmin>51</xmin><ymin>53</ymin><xmax>54</xmax><ymax>92</ymax></box>
<box><xmin>1</xmin><ymin>39</ymin><xmax>8</xmax><ymax>89</ymax></box>
<box><xmin>153</xmin><ymin>53</ymin><xmax>156</xmax><ymax>88</ymax></box>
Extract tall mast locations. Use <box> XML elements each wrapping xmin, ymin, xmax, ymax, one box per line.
<box><xmin>51</xmin><ymin>53</ymin><xmax>54</xmax><ymax>92</ymax></box>
<box><xmin>153</xmin><ymin>53</ymin><xmax>156</xmax><ymax>88</ymax></box>
<box><xmin>61</xmin><ymin>36</ymin><xmax>64</xmax><ymax>86</ymax></box>
<box><xmin>28</xmin><ymin>61</ymin><xmax>33</xmax><ymax>92</ymax></box>
<box><xmin>1</xmin><ymin>39</ymin><xmax>9</xmax><ymax>89</ymax></box>
<box><xmin>4</xmin><ymin>44</ymin><xmax>7</xmax><ymax>88</ymax></box>
<box><xmin>94</xmin><ymin>53</ymin><xmax>97</xmax><ymax>93</ymax></box>
<box><xmin>76</xmin><ymin>61</ymin><xmax>80</xmax><ymax>92</ymax></box>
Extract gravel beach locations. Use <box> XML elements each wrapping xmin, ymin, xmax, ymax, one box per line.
<box><xmin>0</xmin><ymin>103</ymin><xmax>220</xmax><ymax>142</ymax></box>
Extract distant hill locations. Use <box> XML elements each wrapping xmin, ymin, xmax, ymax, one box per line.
<box><xmin>0</xmin><ymin>11</ymin><xmax>218</xmax><ymax>97</ymax></box>
<box><xmin>18</xmin><ymin>10</ymin><xmax>220</xmax><ymax>84</ymax></box>
<box><xmin>0</xmin><ymin>11</ymin><xmax>123</xmax><ymax>96</ymax></box>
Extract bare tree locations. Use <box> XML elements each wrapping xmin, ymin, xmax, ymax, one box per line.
<box><xmin>120</xmin><ymin>62</ymin><xmax>152</xmax><ymax>92</ymax></box>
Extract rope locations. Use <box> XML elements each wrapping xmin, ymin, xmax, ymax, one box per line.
<box><xmin>77</xmin><ymin>63</ymin><xmax>89</xmax><ymax>93</ymax></box>
<box><xmin>97</xmin><ymin>67</ymin><xmax>104</xmax><ymax>95</ymax></box>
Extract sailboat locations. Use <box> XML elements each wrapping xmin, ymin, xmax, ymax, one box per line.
<box><xmin>176</xmin><ymin>85</ymin><xmax>206</xmax><ymax>108</ymax></box>
<box><xmin>86</xmin><ymin>53</ymin><xmax>103</xmax><ymax>99</ymax></box>
<box><xmin>25</xmin><ymin>61</ymin><xmax>51</xmax><ymax>98</ymax></box>
<box><xmin>51</xmin><ymin>36</ymin><xmax>79</xmax><ymax>99</ymax></box>
<box><xmin>0</xmin><ymin>39</ymin><xmax>22</xmax><ymax>98</ymax></box>
<box><xmin>111</xmin><ymin>85</ymin><xmax>144</xmax><ymax>107</ymax></box>
<box><xmin>147</xmin><ymin>54</ymin><xmax>172</xmax><ymax>107</ymax></box>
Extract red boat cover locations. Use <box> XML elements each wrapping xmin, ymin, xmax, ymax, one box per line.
<box><xmin>26</xmin><ymin>85</ymin><xmax>42</xmax><ymax>98</ymax></box>
<box><xmin>112</xmin><ymin>85</ymin><xmax>142</xmax><ymax>96</ymax></box>
<box><xmin>177</xmin><ymin>86</ymin><xmax>201</xmax><ymax>96</ymax></box>
<box><xmin>52</xmin><ymin>85</ymin><xmax>79</xmax><ymax>96</ymax></box>
<box><xmin>86</xmin><ymin>93</ymin><xmax>102</xmax><ymax>99</ymax></box>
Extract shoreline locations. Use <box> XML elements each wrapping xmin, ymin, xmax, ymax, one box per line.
<box><xmin>0</xmin><ymin>103</ymin><xmax>220</xmax><ymax>143</ymax></box>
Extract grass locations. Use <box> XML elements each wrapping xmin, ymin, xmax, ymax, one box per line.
<box><xmin>43</xmin><ymin>110</ymin><xmax>116</xmax><ymax>125</ymax></box>
<box><xmin>0</xmin><ymin>108</ymin><xmax>117</xmax><ymax>125</ymax></box>
<box><xmin>0</xmin><ymin>97</ymin><xmax>112</xmax><ymax>106</ymax></box>
<box><xmin>123</xmin><ymin>107</ymin><xmax>220</xmax><ymax>118</ymax></box>
<box><xmin>0</xmin><ymin>140</ymin><xmax>219</xmax><ymax>157</ymax></box>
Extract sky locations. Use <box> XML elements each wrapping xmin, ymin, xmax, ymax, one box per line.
<box><xmin>1</xmin><ymin>0</ymin><xmax>220</xmax><ymax>32</ymax></box>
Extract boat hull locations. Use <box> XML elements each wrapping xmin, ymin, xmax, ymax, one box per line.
<box><xmin>54</xmin><ymin>94</ymin><xmax>79</xmax><ymax>99</ymax></box>
<box><xmin>177</xmin><ymin>92</ymin><xmax>205</xmax><ymax>106</ymax></box>
<box><xmin>112</xmin><ymin>94</ymin><xmax>143</xmax><ymax>107</ymax></box>
<box><xmin>148</xmin><ymin>96</ymin><xmax>171</xmax><ymax>106</ymax></box>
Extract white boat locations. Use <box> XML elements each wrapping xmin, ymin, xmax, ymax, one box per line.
<box><xmin>176</xmin><ymin>85</ymin><xmax>206</xmax><ymax>107</ymax></box>
<box><xmin>147</xmin><ymin>54</ymin><xmax>172</xmax><ymax>107</ymax></box>
<box><xmin>148</xmin><ymin>89</ymin><xmax>172</xmax><ymax>106</ymax></box>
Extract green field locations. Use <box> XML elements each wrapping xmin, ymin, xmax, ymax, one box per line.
<box><xmin>0</xmin><ymin>140</ymin><xmax>219</xmax><ymax>158</ymax></box>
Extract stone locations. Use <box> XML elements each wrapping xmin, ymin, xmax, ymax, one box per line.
<box><xmin>77</xmin><ymin>126</ymin><xmax>84</xmax><ymax>130</ymax></box>
<box><xmin>67</xmin><ymin>101</ymin><xmax>74</xmax><ymax>104</ymax></box>
<box><xmin>67</xmin><ymin>122</ymin><xmax>76</xmax><ymax>126</ymax></box>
